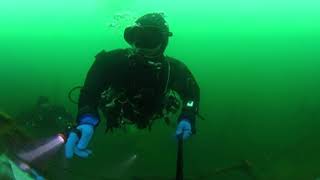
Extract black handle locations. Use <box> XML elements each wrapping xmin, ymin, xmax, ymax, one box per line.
<box><xmin>176</xmin><ymin>133</ymin><xmax>184</xmax><ymax>180</ymax></box>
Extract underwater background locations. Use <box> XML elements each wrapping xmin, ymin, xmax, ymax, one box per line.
<box><xmin>1</xmin><ymin>0</ymin><xmax>320</xmax><ymax>179</ymax></box>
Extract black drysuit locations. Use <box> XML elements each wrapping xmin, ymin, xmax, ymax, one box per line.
<box><xmin>77</xmin><ymin>49</ymin><xmax>200</xmax><ymax>133</ymax></box>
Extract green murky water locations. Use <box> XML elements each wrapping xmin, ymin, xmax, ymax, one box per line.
<box><xmin>1</xmin><ymin>0</ymin><xmax>320</xmax><ymax>179</ymax></box>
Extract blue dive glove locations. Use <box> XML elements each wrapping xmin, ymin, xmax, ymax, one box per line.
<box><xmin>29</xmin><ymin>169</ymin><xmax>45</xmax><ymax>180</ymax></box>
<box><xmin>65</xmin><ymin>115</ymin><xmax>98</xmax><ymax>159</ymax></box>
<box><xmin>175</xmin><ymin>119</ymin><xmax>192</xmax><ymax>140</ymax></box>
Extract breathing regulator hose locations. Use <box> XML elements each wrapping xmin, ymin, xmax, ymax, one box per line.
<box><xmin>68</xmin><ymin>86</ymin><xmax>82</xmax><ymax>104</ymax></box>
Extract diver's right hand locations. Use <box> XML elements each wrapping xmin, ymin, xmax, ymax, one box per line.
<box><xmin>65</xmin><ymin>124</ymin><xmax>94</xmax><ymax>159</ymax></box>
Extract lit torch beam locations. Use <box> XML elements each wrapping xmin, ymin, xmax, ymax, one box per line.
<box><xmin>17</xmin><ymin>133</ymin><xmax>66</xmax><ymax>163</ymax></box>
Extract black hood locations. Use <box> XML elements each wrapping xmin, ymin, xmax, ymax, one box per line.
<box><xmin>125</xmin><ymin>13</ymin><xmax>172</xmax><ymax>54</ymax></box>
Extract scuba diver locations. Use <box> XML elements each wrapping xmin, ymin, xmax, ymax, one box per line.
<box><xmin>0</xmin><ymin>112</ymin><xmax>45</xmax><ymax>180</ymax></box>
<box><xmin>17</xmin><ymin>96</ymin><xmax>73</xmax><ymax>136</ymax></box>
<box><xmin>65</xmin><ymin>12</ymin><xmax>200</xmax><ymax>159</ymax></box>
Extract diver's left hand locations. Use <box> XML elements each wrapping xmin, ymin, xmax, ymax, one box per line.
<box><xmin>65</xmin><ymin>124</ymin><xmax>94</xmax><ymax>159</ymax></box>
<box><xmin>35</xmin><ymin>175</ymin><xmax>45</xmax><ymax>180</ymax></box>
<box><xmin>175</xmin><ymin>119</ymin><xmax>192</xmax><ymax>140</ymax></box>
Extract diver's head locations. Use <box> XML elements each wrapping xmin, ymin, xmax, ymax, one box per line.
<box><xmin>36</xmin><ymin>96</ymin><xmax>50</xmax><ymax>109</ymax></box>
<box><xmin>124</xmin><ymin>13</ymin><xmax>172</xmax><ymax>58</ymax></box>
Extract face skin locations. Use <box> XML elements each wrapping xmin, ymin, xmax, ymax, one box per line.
<box><xmin>38</xmin><ymin>103</ymin><xmax>50</xmax><ymax>110</ymax></box>
<box><xmin>132</xmin><ymin>44</ymin><xmax>163</xmax><ymax>58</ymax></box>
